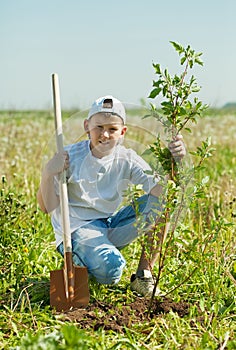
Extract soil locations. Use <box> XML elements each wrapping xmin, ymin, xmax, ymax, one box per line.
<box><xmin>57</xmin><ymin>297</ymin><xmax>191</xmax><ymax>332</ymax></box>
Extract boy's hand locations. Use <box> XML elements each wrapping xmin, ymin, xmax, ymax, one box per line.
<box><xmin>46</xmin><ymin>151</ymin><xmax>69</xmax><ymax>176</ymax></box>
<box><xmin>168</xmin><ymin>134</ymin><xmax>186</xmax><ymax>159</ymax></box>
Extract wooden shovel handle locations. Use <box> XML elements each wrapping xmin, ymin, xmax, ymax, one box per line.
<box><xmin>52</xmin><ymin>73</ymin><xmax>72</xmax><ymax>253</ymax></box>
<box><xmin>65</xmin><ymin>252</ymin><xmax>75</xmax><ymax>299</ymax></box>
<box><xmin>52</xmin><ymin>73</ymin><xmax>74</xmax><ymax>300</ymax></box>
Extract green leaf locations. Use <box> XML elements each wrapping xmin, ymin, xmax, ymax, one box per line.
<box><xmin>180</xmin><ymin>56</ymin><xmax>187</xmax><ymax>65</ymax></box>
<box><xmin>195</xmin><ymin>57</ymin><xmax>204</xmax><ymax>66</ymax></box>
<box><xmin>142</xmin><ymin>114</ymin><xmax>151</xmax><ymax>119</ymax></box>
<box><xmin>184</xmin><ymin>127</ymin><xmax>192</xmax><ymax>133</ymax></box>
<box><xmin>152</xmin><ymin>63</ymin><xmax>161</xmax><ymax>74</ymax></box>
<box><xmin>164</xmin><ymin>68</ymin><xmax>170</xmax><ymax>79</ymax></box>
<box><xmin>179</xmin><ymin>107</ymin><xmax>186</xmax><ymax>115</ymax></box>
<box><xmin>192</xmin><ymin>86</ymin><xmax>201</xmax><ymax>93</ymax></box>
<box><xmin>148</xmin><ymin>88</ymin><xmax>161</xmax><ymax>99</ymax></box>
<box><xmin>161</xmin><ymin>101</ymin><xmax>172</xmax><ymax>107</ymax></box>
<box><xmin>153</xmin><ymin>80</ymin><xmax>163</xmax><ymax>88</ymax></box>
<box><xmin>170</xmin><ymin>41</ymin><xmax>184</xmax><ymax>54</ymax></box>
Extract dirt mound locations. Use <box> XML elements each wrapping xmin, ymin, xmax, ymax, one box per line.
<box><xmin>58</xmin><ymin>297</ymin><xmax>190</xmax><ymax>332</ymax></box>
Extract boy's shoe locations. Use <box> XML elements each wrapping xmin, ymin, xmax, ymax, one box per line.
<box><xmin>130</xmin><ymin>270</ymin><xmax>161</xmax><ymax>297</ymax></box>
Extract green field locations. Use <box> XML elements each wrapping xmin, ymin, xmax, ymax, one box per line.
<box><xmin>1</xmin><ymin>109</ymin><xmax>236</xmax><ymax>349</ymax></box>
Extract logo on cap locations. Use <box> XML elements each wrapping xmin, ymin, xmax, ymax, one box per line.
<box><xmin>88</xmin><ymin>95</ymin><xmax>126</xmax><ymax>123</ymax></box>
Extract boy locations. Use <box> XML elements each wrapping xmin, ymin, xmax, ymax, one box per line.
<box><xmin>37</xmin><ymin>96</ymin><xmax>185</xmax><ymax>296</ymax></box>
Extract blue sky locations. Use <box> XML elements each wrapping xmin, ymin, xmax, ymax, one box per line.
<box><xmin>1</xmin><ymin>0</ymin><xmax>235</xmax><ymax>110</ymax></box>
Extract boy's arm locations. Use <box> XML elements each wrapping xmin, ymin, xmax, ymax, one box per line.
<box><xmin>37</xmin><ymin>151</ymin><xmax>69</xmax><ymax>214</ymax></box>
<box><xmin>37</xmin><ymin>170</ymin><xmax>59</xmax><ymax>214</ymax></box>
<box><xmin>149</xmin><ymin>183</ymin><xmax>164</xmax><ymax>197</ymax></box>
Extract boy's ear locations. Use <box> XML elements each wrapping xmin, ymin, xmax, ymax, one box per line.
<box><xmin>84</xmin><ymin>119</ymin><xmax>89</xmax><ymax>132</ymax></box>
<box><xmin>121</xmin><ymin>126</ymin><xmax>127</xmax><ymax>136</ymax></box>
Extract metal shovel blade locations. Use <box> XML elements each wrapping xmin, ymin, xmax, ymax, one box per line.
<box><xmin>50</xmin><ymin>265</ymin><xmax>90</xmax><ymax>312</ymax></box>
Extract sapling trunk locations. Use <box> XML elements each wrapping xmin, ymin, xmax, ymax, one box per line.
<box><xmin>145</xmin><ymin>42</ymin><xmax>211</xmax><ymax>313</ymax></box>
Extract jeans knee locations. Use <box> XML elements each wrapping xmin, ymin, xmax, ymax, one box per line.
<box><xmin>92</xmin><ymin>250</ymin><xmax>126</xmax><ymax>284</ymax></box>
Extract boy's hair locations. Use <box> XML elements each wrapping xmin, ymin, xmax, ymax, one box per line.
<box><xmin>88</xmin><ymin>95</ymin><xmax>126</xmax><ymax>123</ymax></box>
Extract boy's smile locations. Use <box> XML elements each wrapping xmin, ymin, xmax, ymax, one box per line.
<box><xmin>84</xmin><ymin>113</ymin><xmax>127</xmax><ymax>158</ymax></box>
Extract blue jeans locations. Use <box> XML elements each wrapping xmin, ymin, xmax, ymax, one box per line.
<box><xmin>57</xmin><ymin>194</ymin><xmax>161</xmax><ymax>284</ymax></box>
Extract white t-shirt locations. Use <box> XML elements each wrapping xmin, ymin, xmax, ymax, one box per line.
<box><xmin>51</xmin><ymin>140</ymin><xmax>158</xmax><ymax>246</ymax></box>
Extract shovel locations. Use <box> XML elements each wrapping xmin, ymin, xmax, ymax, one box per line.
<box><xmin>50</xmin><ymin>73</ymin><xmax>90</xmax><ymax>311</ymax></box>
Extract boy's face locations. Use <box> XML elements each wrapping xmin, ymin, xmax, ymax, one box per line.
<box><xmin>84</xmin><ymin>113</ymin><xmax>127</xmax><ymax>158</ymax></box>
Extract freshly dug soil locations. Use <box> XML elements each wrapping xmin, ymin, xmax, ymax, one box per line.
<box><xmin>57</xmin><ymin>297</ymin><xmax>190</xmax><ymax>332</ymax></box>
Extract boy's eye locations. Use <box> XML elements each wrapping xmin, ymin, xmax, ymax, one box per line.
<box><xmin>95</xmin><ymin>125</ymin><xmax>118</xmax><ymax>132</ymax></box>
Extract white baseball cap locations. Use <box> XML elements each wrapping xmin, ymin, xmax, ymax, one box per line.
<box><xmin>87</xmin><ymin>95</ymin><xmax>126</xmax><ymax>123</ymax></box>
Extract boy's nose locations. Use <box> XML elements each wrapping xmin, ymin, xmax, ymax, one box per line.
<box><xmin>102</xmin><ymin>130</ymin><xmax>109</xmax><ymax>138</ymax></box>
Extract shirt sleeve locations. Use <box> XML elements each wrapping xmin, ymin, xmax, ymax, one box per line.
<box><xmin>129</xmin><ymin>150</ymin><xmax>159</xmax><ymax>193</ymax></box>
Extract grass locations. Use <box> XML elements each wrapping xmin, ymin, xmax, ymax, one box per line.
<box><xmin>0</xmin><ymin>108</ymin><xmax>236</xmax><ymax>349</ymax></box>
